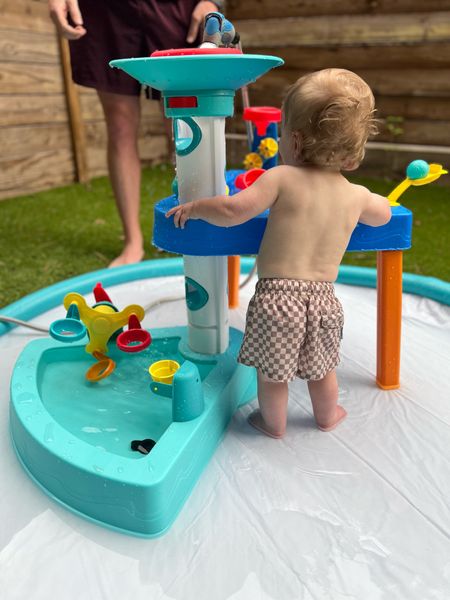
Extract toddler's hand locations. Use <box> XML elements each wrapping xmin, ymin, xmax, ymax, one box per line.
<box><xmin>165</xmin><ymin>202</ymin><xmax>196</xmax><ymax>229</ymax></box>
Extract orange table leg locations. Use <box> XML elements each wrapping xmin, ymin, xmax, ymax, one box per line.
<box><xmin>376</xmin><ymin>250</ymin><xmax>403</xmax><ymax>390</ymax></box>
<box><xmin>228</xmin><ymin>256</ymin><xmax>240</xmax><ymax>309</ymax></box>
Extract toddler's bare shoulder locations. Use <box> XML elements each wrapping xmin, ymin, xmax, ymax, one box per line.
<box><xmin>347</xmin><ymin>182</ymin><xmax>371</xmax><ymax>205</ymax></box>
<box><xmin>269</xmin><ymin>165</ymin><xmax>306</xmax><ymax>185</ymax></box>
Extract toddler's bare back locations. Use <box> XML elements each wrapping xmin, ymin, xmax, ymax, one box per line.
<box><xmin>257</xmin><ymin>165</ymin><xmax>372</xmax><ymax>282</ymax></box>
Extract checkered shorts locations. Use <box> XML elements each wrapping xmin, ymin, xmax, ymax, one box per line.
<box><xmin>238</xmin><ymin>278</ymin><xmax>344</xmax><ymax>382</ymax></box>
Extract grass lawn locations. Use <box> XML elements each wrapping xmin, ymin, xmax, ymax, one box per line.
<box><xmin>0</xmin><ymin>164</ymin><xmax>449</xmax><ymax>308</ymax></box>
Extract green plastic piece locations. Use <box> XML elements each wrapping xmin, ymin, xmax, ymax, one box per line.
<box><xmin>173</xmin><ymin>117</ymin><xmax>202</xmax><ymax>156</ymax></box>
<box><xmin>185</xmin><ymin>277</ymin><xmax>209</xmax><ymax>311</ymax></box>
<box><xmin>151</xmin><ymin>361</ymin><xmax>204</xmax><ymax>422</ymax></box>
<box><xmin>172</xmin><ymin>361</ymin><xmax>204</xmax><ymax>422</ymax></box>
<box><xmin>150</xmin><ymin>381</ymin><xmax>172</xmax><ymax>398</ymax></box>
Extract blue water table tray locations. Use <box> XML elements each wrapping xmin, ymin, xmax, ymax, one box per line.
<box><xmin>10</xmin><ymin>327</ymin><xmax>255</xmax><ymax>537</ymax></box>
<box><xmin>154</xmin><ymin>170</ymin><xmax>413</xmax><ymax>256</ymax></box>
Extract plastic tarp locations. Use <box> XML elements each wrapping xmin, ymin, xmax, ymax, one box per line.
<box><xmin>1</xmin><ymin>275</ymin><xmax>449</xmax><ymax>600</ymax></box>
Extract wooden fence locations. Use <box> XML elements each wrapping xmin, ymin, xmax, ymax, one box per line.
<box><xmin>1</xmin><ymin>0</ymin><xmax>450</xmax><ymax>200</ymax></box>
<box><xmin>227</xmin><ymin>0</ymin><xmax>450</xmax><ymax>177</ymax></box>
<box><xmin>0</xmin><ymin>0</ymin><xmax>167</xmax><ymax>200</ymax></box>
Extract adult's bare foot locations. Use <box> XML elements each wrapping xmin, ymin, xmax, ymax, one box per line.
<box><xmin>108</xmin><ymin>246</ymin><xmax>144</xmax><ymax>268</ymax></box>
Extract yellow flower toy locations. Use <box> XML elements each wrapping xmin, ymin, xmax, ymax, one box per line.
<box><xmin>258</xmin><ymin>137</ymin><xmax>278</xmax><ymax>159</ymax></box>
<box><xmin>243</xmin><ymin>152</ymin><xmax>263</xmax><ymax>170</ymax></box>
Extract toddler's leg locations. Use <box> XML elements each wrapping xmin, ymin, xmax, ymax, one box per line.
<box><xmin>248</xmin><ymin>371</ymin><xmax>288</xmax><ymax>439</ymax></box>
<box><xmin>307</xmin><ymin>370</ymin><xmax>347</xmax><ymax>432</ymax></box>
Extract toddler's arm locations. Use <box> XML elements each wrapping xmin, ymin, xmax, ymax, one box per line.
<box><xmin>165</xmin><ymin>168</ymin><xmax>281</xmax><ymax>228</ymax></box>
<box><xmin>358</xmin><ymin>188</ymin><xmax>392</xmax><ymax>227</ymax></box>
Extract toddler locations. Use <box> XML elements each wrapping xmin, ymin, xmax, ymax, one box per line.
<box><xmin>166</xmin><ymin>68</ymin><xmax>391</xmax><ymax>438</ymax></box>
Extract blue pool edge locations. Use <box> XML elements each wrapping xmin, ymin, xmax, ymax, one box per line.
<box><xmin>1</xmin><ymin>258</ymin><xmax>449</xmax><ymax>337</ymax></box>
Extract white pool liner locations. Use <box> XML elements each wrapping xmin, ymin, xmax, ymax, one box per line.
<box><xmin>1</xmin><ymin>274</ymin><xmax>449</xmax><ymax>600</ymax></box>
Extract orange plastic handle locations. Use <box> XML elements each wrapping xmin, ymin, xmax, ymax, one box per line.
<box><xmin>376</xmin><ymin>251</ymin><xmax>402</xmax><ymax>390</ymax></box>
<box><xmin>228</xmin><ymin>256</ymin><xmax>240</xmax><ymax>309</ymax></box>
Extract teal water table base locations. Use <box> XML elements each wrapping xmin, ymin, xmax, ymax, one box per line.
<box><xmin>10</xmin><ymin>326</ymin><xmax>256</xmax><ymax>537</ymax></box>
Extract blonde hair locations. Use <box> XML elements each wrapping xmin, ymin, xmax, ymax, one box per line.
<box><xmin>282</xmin><ymin>68</ymin><xmax>378</xmax><ymax>170</ymax></box>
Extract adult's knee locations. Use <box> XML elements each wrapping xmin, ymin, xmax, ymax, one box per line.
<box><xmin>108</xmin><ymin>111</ymin><xmax>140</xmax><ymax>144</ymax></box>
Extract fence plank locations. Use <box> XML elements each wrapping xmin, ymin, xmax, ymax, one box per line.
<box><xmin>235</xmin><ymin>12</ymin><xmax>450</xmax><ymax>47</ymax></box>
<box><xmin>0</xmin><ymin>94</ymin><xmax>67</xmax><ymax>126</ymax></box>
<box><xmin>248</xmin><ymin>68</ymin><xmax>450</xmax><ymax>108</ymax></box>
<box><xmin>0</xmin><ymin>149</ymin><xmax>75</xmax><ymax>200</ymax></box>
<box><xmin>0</xmin><ymin>28</ymin><xmax>58</xmax><ymax>63</ymax></box>
<box><xmin>0</xmin><ymin>63</ymin><xmax>64</xmax><ymax>94</ymax></box>
<box><xmin>0</xmin><ymin>0</ymin><xmax>54</xmax><ymax>34</ymax></box>
<box><xmin>249</xmin><ymin>43</ymin><xmax>450</xmax><ymax>70</ymax></box>
<box><xmin>377</xmin><ymin>120</ymin><xmax>450</xmax><ymax>146</ymax></box>
<box><xmin>376</xmin><ymin>96</ymin><xmax>450</xmax><ymax>121</ymax></box>
<box><xmin>228</xmin><ymin>0</ymin><xmax>450</xmax><ymax>19</ymax></box>
<box><xmin>0</xmin><ymin>126</ymin><xmax>168</xmax><ymax>199</ymax></box>
<box><xmin>3</xmin><ymin>123</ymin><xmax>72</xmax><ymax>157</ymax></box>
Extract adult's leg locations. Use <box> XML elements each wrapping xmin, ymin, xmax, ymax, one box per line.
<box><xmin>97</xmin><ymin>90</ymin><xmax>144</xmax><ymax>267</ymax></box>
<box><xmin>248</xmin><ymin>371</ymin><xmax>289</xmax><ymax>439</ymax></box>
<box><xmin>307</xmin><ymin>369</ymin><xmax>347</xmax><ymax>431</ymax></box>
<box><xmin>159</xmin><ymin>99</ymin><xmax>174</xmax><ymax>159</ymax></box>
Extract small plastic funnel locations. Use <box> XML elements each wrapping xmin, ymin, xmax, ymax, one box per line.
<box><xmin>117</xmin><ymin>314</ymin><xmax>152</xmax><ymax>353</ymax></box>
<box><xmin>243</xmin><ymin>106</ymin><xmax>282</xmax><ymax>136</ymax></box>
<box><xmin>235</xmin><ymin>168</ymin><xmax>265</xmax><ymax>190</ymax></box>
<box><xmin>49</xmin><ymin>303</ymin><xmax>86</xmax><ymax>343</ymax></box>
<box><xmin>149</xmin><ymin>360</ymin><xmax>180</xmax><ymax>385</ymax></box>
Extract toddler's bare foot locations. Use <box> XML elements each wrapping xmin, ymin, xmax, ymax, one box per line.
<box><xmin>108</xmin><ymin>245</ymin><xmax>144</xmax><ymax>268</ymax></box>
<box><xmin>248</xmin><ymin>410</ymin><xmax>285</xmax><ymax>439</ymax></box>
<box><xmin>317</xmin><ymin>405</ymin><xmax>347</xmax><ymax>432</ymax></box>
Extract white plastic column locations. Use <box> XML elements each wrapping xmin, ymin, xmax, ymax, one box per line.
<box><xmin>175</xmin><ymin>116</ymin><xmax>229</xmax><ymax>354</ymax></box>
